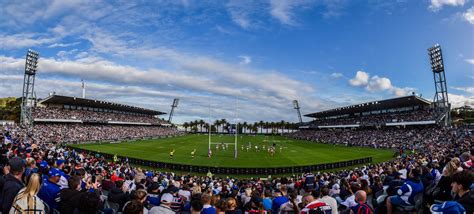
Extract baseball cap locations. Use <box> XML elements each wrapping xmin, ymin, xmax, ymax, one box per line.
<box><xmin>39</xmin><ymin>160</ymin><xmax>48</xmax><ymax>169</ymax></box>
<box><xmin>161</xmin><ymin>193</ymin><xmax>174</xmax><ymax>203</ymax></box>
<box><xmin>56</xmin><ymin>159</ymin><xmax>65</xmax><ymax>166</ymax></box>
<box><xmin>49</xmin><ymin>168</ymin><xmax>62</xmax><ymax>177</ymax></box>
<box><xmin>9</xmin><ymin>157</ymin><xmax>25</xmax><ymax>173</ymax></box>
<box><xmin>430</xmin><ymin>201</ymin><xmax>466</xmax><ymax>214</ymax></box>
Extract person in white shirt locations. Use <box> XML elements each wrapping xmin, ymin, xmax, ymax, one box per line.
<box><xmin>320</xmin><ymin>187</ymin><xmax>338</xmax><ymax>214</ymax></box>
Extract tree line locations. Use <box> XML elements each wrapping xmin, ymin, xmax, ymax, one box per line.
<box><xmin>181</xmin><ymin>119</ymin><xmax>299</xmax><ymax>134</ymax></box>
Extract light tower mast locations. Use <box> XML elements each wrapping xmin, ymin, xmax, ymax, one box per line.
<box><xmin>293</xmin><ymin>100</ymin><xmax>303</xmax><ymax>124</ymax></box>
<box><xmin>168</xmin><ymin>98</ymin><xmax>179</xmax><ymax>123</ymax></box>
<box><xmin>428</xmin><ymin>44</ymin><xmax>451</xmax><ymax>126</ymax></box>
<box><xmin>20</xmin><ymin>49</ymin><xmax>39</xmax><ymax>129</ymax></box>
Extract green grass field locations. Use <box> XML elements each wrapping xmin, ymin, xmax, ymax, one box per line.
<box><xmin>72</xmin><ymin>134</ymin><xmax>394</xmax><ymax>168</ymax></box>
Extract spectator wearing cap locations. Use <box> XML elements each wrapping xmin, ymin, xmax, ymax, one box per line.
<box><xmin>147</xmin><ymin>182</ymin><xmax>161</xmax><ymax>206</ymax></box>
<box><xmin>38</xmin><ymin>168</ymin><xmax>62</xmax><ymax>210</ymax></box>
<box><xmin>451</xmin><ymin>171</ymin><xmax>474</xmax><ymax>213</ymax></box>
<box><xmin>386</xmin><ymin>167</ymin><xmax>424</xmax><ymax>214</ymax></box>
<box><xmin>271</xmin><ymin>189</ymin><xmax>288</xmax><ymax>214</ymax></box>
<box><xmin>149</xmin><ymin>193</ymin><xmax>175</xmax><ymax>214</ymax></box>
<box><xmin>56</xmin><ymin>159</ymin><xmax>69</xmax><ymax>189</ymax></box>
<box><xmin>201</xmin><ymin>193</ymin><xmax>217</xmax><ymax>214</ymax></box>
<box><xmin>0</xmin><ymin>156</ymin><xmax>25</xmax><ymax>213</ymax></box>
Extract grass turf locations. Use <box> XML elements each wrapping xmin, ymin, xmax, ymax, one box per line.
<box><xmin>72</xmin><ymin>134</ymin><xmax>394</xmax><ymax>168</ymax></box>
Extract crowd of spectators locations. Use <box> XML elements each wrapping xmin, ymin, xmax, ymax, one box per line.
<box><xmin>32</xmin><ymin>124</ymin><xmax>182</xmax><ymax>143</ymax></box>
<box><xmin>309</xmin><ymin>110</ymin><xmax>437</xmax><ymax>127</ymax></box>
<box><xmin>0</xmin><ymin>124</ymin><xmax>472</xmax><ymax>214</ymax></box>
<box><xmin>288</xmin><ymin>127</ymin><xmax>463</xmax><ymax>149</ymax></box>
<box><xmin>33</xmin><ymin>107</ymin><xmax>166</xmax><ymax>124</ymax></box>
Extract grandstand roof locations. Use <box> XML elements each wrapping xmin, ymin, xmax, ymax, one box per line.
<box><xmin>305</xmin><ymin>95</ymin><xmax>431</xmax><ymax>118</ymax></box>
<box><xmin>38</xmin><ymin>95</ymin><xmax>166</xmax><ymax>115</ymax></box>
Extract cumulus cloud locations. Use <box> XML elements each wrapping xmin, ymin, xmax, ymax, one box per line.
<box><xmin>429</xmin><ymin>0</ymin><xmax>466</xmax><ymax>11</ymax></box>
<box><xmin>449</xmin><ymin>93</ymin><xmax>474</xmax><ymax>107</ymax></box>
<box><xmin>349</xmin><ymin>71</ymin><xmax>369</xmax><ymax>86</ymax></box>
<box><xmin>464</xmin><ymin>7</ymin><xmax>474</xmax><ymax>24</ymax></box>
<box><xmin>348</xmin><ymin>71</ymin><xmax>414</xmax><ymax>97</ymax></box>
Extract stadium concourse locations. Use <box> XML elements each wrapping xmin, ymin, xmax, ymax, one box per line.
<box><xmin>0</xmin><ymin>95</ymin><xmax>473</xmax><ymax>214</ymax></box>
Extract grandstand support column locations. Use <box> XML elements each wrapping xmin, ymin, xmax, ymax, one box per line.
<box><xmin>20</xmin><ymin>49</ymin><xmax>39</xmax><ymax>130</ymax></box>
<box><xmin>428</xmin><ymin>44</ymin><xmax>451</xmax><ymax>126</ymax></box>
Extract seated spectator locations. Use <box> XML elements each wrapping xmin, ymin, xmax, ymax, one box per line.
<box><xmin>201</xmin><ymin>193</ymin><xmax>216</xmax><ymax>214</ymax></box>
<box><xmin>386</xmin><ymin>167</ymin><xmax>424</xmax><ymax>214</ymax></box>
<box><xmin>451</xmin><ymin>171</ymin><xmax>474</xmax><ymax>213</ymax></box>
<box><xmin>124</xmin><ymin>199</ymin><xmax>146</xmax><ymax>214</ymax></box>
<box><xmin>190</xmin><ymin>199</ymin><xmax>203</xmax><ymax>214</ymax></box>
<box><xmin>59</xmin><ymin>176</ymin><xmax>85</xmax><ymax>214</ymax></box>
<box><xmin>320</xmin><ymin>187</ymin><xmax>338</xmax><ymax>214</ymax></box>
<box><xmin>300</xmin><ymin>192</ymin><xmax>332</xmax><ymax>214</ymax></box>
<box><xmin>10</xmin><ymin>173</ymin><xmax>45</xmax><ymax>213</ymax></box>
<box><xmin>226</xmin><ymin>197</ymin><xmax>242</xmax><ymax>214</ymax></box>
<box><xmin>123</xmin><ymin>189</ymin><xmax>149</xmax><ymax>214</ymax></box>
<box><xmin>215</xmin><ymin>199</ymin><xmax>228</xmax><ymax>214</ymax></box>
<box><xmin>350</xmin><ymin>190</ymin><xmax>373</xmax><ymax>214</ymax></box>
<box><xmin>149</xmin><ymin>193</ymin><xmax>175</xmax><ymax>214</ymax></box>
<box><xmin>75</xmin><ymin>191</ymin><xmax>101</xmax><ymax>214</ymax></box>
<box><xmin>108</xmin><ymin>180</ymin><xmax>131</xmax><ymax>210</ymax></box>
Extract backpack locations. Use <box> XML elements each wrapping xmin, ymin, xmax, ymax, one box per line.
<box><xmin>351</xmin><ymin>203</ymin><xmax>373</xmax><ymax>214</ymax></box>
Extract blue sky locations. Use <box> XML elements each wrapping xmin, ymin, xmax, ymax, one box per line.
<box><xmin>0</xmin><ymin>0</ymin><xmax>473</xmax><ymax>123</ymax></box>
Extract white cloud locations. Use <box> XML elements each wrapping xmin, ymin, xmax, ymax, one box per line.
<box><xmin>0</xmin><ymin>33</ymin><xmax>59</xmax><ymax>49</ymax></box>
<box><xmin>464</xmin><ymin>7</ymin><xmax>474</xmax><ymax>24</ymax></box>
<box><xmin>330</xmin><ymin>72</ymin><xmax>343</xmax><ymax>78</ymax></box>
<box><xmin>349</xmin><ymin>71</ymin><xmax>369</xmax><ymax>86</ymax></box>
<box><xmin>348</xmin><ymin>71</ymin><xmax>414</xmax><ymax>97</ymax></box>
<box><xmin>366</xmin><ymin>76</ymin><xmax>392</xmax><ymax>92</ymax></box>
<box><xmin>269</xmin><ymin>0</ymin><xmax>314</xmax><ymax>25</ymax></box>
<box><xmin>465</xmin><ymin>58</ymin><xmax>474</xmax><ymax>64</ymax></box>
<box><xmin>226</xmin><ymin>0</ymin><xmax>263</xmax><ymax>29</ymax></box>
<box><xmin>48</xmin><ymin>41</ymin><xmax>81</xmax><ymax>48</ymax></box>
<box><xmin>429</xmin><ymin>0</ymin><xmax>466</xmax><ymax>11</ymax></box>
<box><xmin>238</xmin><ymin>55</ymin><xmax>252</xmax><ymax>65</ymax></box>
<box><xmin>449</xmin><ymin>93</ymin><xmax>474</xmax><ymax>107</ymax></box>
<box><xmin>452</xmin><ymin>86</ymin><xmax>474</xmax><ymax>94</ymax></box>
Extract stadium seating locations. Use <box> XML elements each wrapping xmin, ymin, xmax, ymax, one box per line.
<box><xmin>0</xmin><ymin>122</ymin><xmax>472</xmax><ymax>213</ymax></box>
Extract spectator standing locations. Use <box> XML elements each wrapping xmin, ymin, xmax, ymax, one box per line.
<box><xmin>201</xmin><ymin>193</ymin><xmax>217</xmax><ymax>214</ymax></box>
<box><xmin>0</xmin><ymin>157</ymin><xmax>25</xmax><ymax>213</ymax></box>
<box><xmin>38</xmin><ymin>168</ymin><xmax>62</xmax><ymax>211</ymax></box>
<box><xmin>451</xmin><ymin>171</ymin><xmax>474</xmax><ymax>213</ymax></box>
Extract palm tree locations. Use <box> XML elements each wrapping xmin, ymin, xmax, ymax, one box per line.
<box><xmin>258</xmin><ymin>121</ymin><xmax>264</xmax><ymax>134</ymax></box>
<box><xmin>220</xmin><ymin>119</ymin><xmax>227</xmax><ymax>133</ymax></box>
<box><xmin>198</xmin><ymin>119</ymin><xmax>205</xmax><ymax>133</ymax></box>
<box><xmin>214</xmin><ymin>120</ymin><xmax>220</xmax><ymax>133</ymax></box>
<box><xmin>242</xmin><ymin>122</ymin><xmax>248</xmax><ymax>134</ymax></box>
<box><xmin>183</xmin><ymin>122</ymin><xmax>189</xmax><ymax>132</ymax></box>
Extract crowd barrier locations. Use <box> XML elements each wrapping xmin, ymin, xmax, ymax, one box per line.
<box><xmin>69</xmin><ymin>146</ymin><xmax>372</xmax><ymax>175</ymax></box>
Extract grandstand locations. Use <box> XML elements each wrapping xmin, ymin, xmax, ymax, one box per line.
<box><xmin>301</xmin><ymin>95</ymin><xmax>445</xmax><ymax>129</ymax></box>
<box><xmin>31</xmin><ymin>95</ymin><xmax>181</xmax><ymax>143</ymax></box>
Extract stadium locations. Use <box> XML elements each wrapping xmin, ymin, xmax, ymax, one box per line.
<box><xmin>1</xmin><ymin>2</ymin><xmax>473</xmax><ymax>214</ymax></box>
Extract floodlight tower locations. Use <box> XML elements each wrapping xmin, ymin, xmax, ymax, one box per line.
<box><xmin>293</xmin><ymin>100</ymin><xmax>303</xmax><ymax>124</ymax></box>
<box><xmin>427</xmin><ymin>44</ymin><xmax>450</xmax><ymax>126</ymax></box>
<box><xmin>20</xmin><ymin>49</ymin><xmax>39</xmax><ymax>129</ymax></box>
<box><xmin>168</xmin><ymin>98</ymin><xmax>179</xmax><ymax>123</ymax></box>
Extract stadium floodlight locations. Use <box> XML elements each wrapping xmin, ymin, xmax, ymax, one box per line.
<box><xmin>427</xmin><ymin>44</ymin><xmax>450</xmax><ymax>126</ymax></box>
<box><xmin>21</xmin><ymin>49</ymin><xmax>40</xmax><ymax>130</ymax></box>
<box><xmin>168</xmin><ymin>98</ymin><xmax>179</xmax><ymax>123</ymax></box>
<box><xmin>293</xmin><ymin>100</ymin><xmax>303</xmax><ymax>124</ymax></box>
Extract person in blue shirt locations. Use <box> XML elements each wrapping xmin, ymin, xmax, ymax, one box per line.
<box><xmin>386</xmin><ymin>167</ymin><xmax>424</xmax><ymax>214</ymax></box>
<box><xmin>201</xmin><ymin>193</ymin><xmax>217</xmax><ymax>214</ymax></box>
<box><xmin>262</xmin><ymin>189</ymin><xmax>272</xmax><ymax>211</ymax></box>
<box><xmin>38</xmin><ymin>168</ymin><xmax>62</xmax><ymax>210</ymax></box>
<box><xmin>272</xmin><ymin>189</ymin><xmax>289</xmax><ymax>214</ymax></box>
